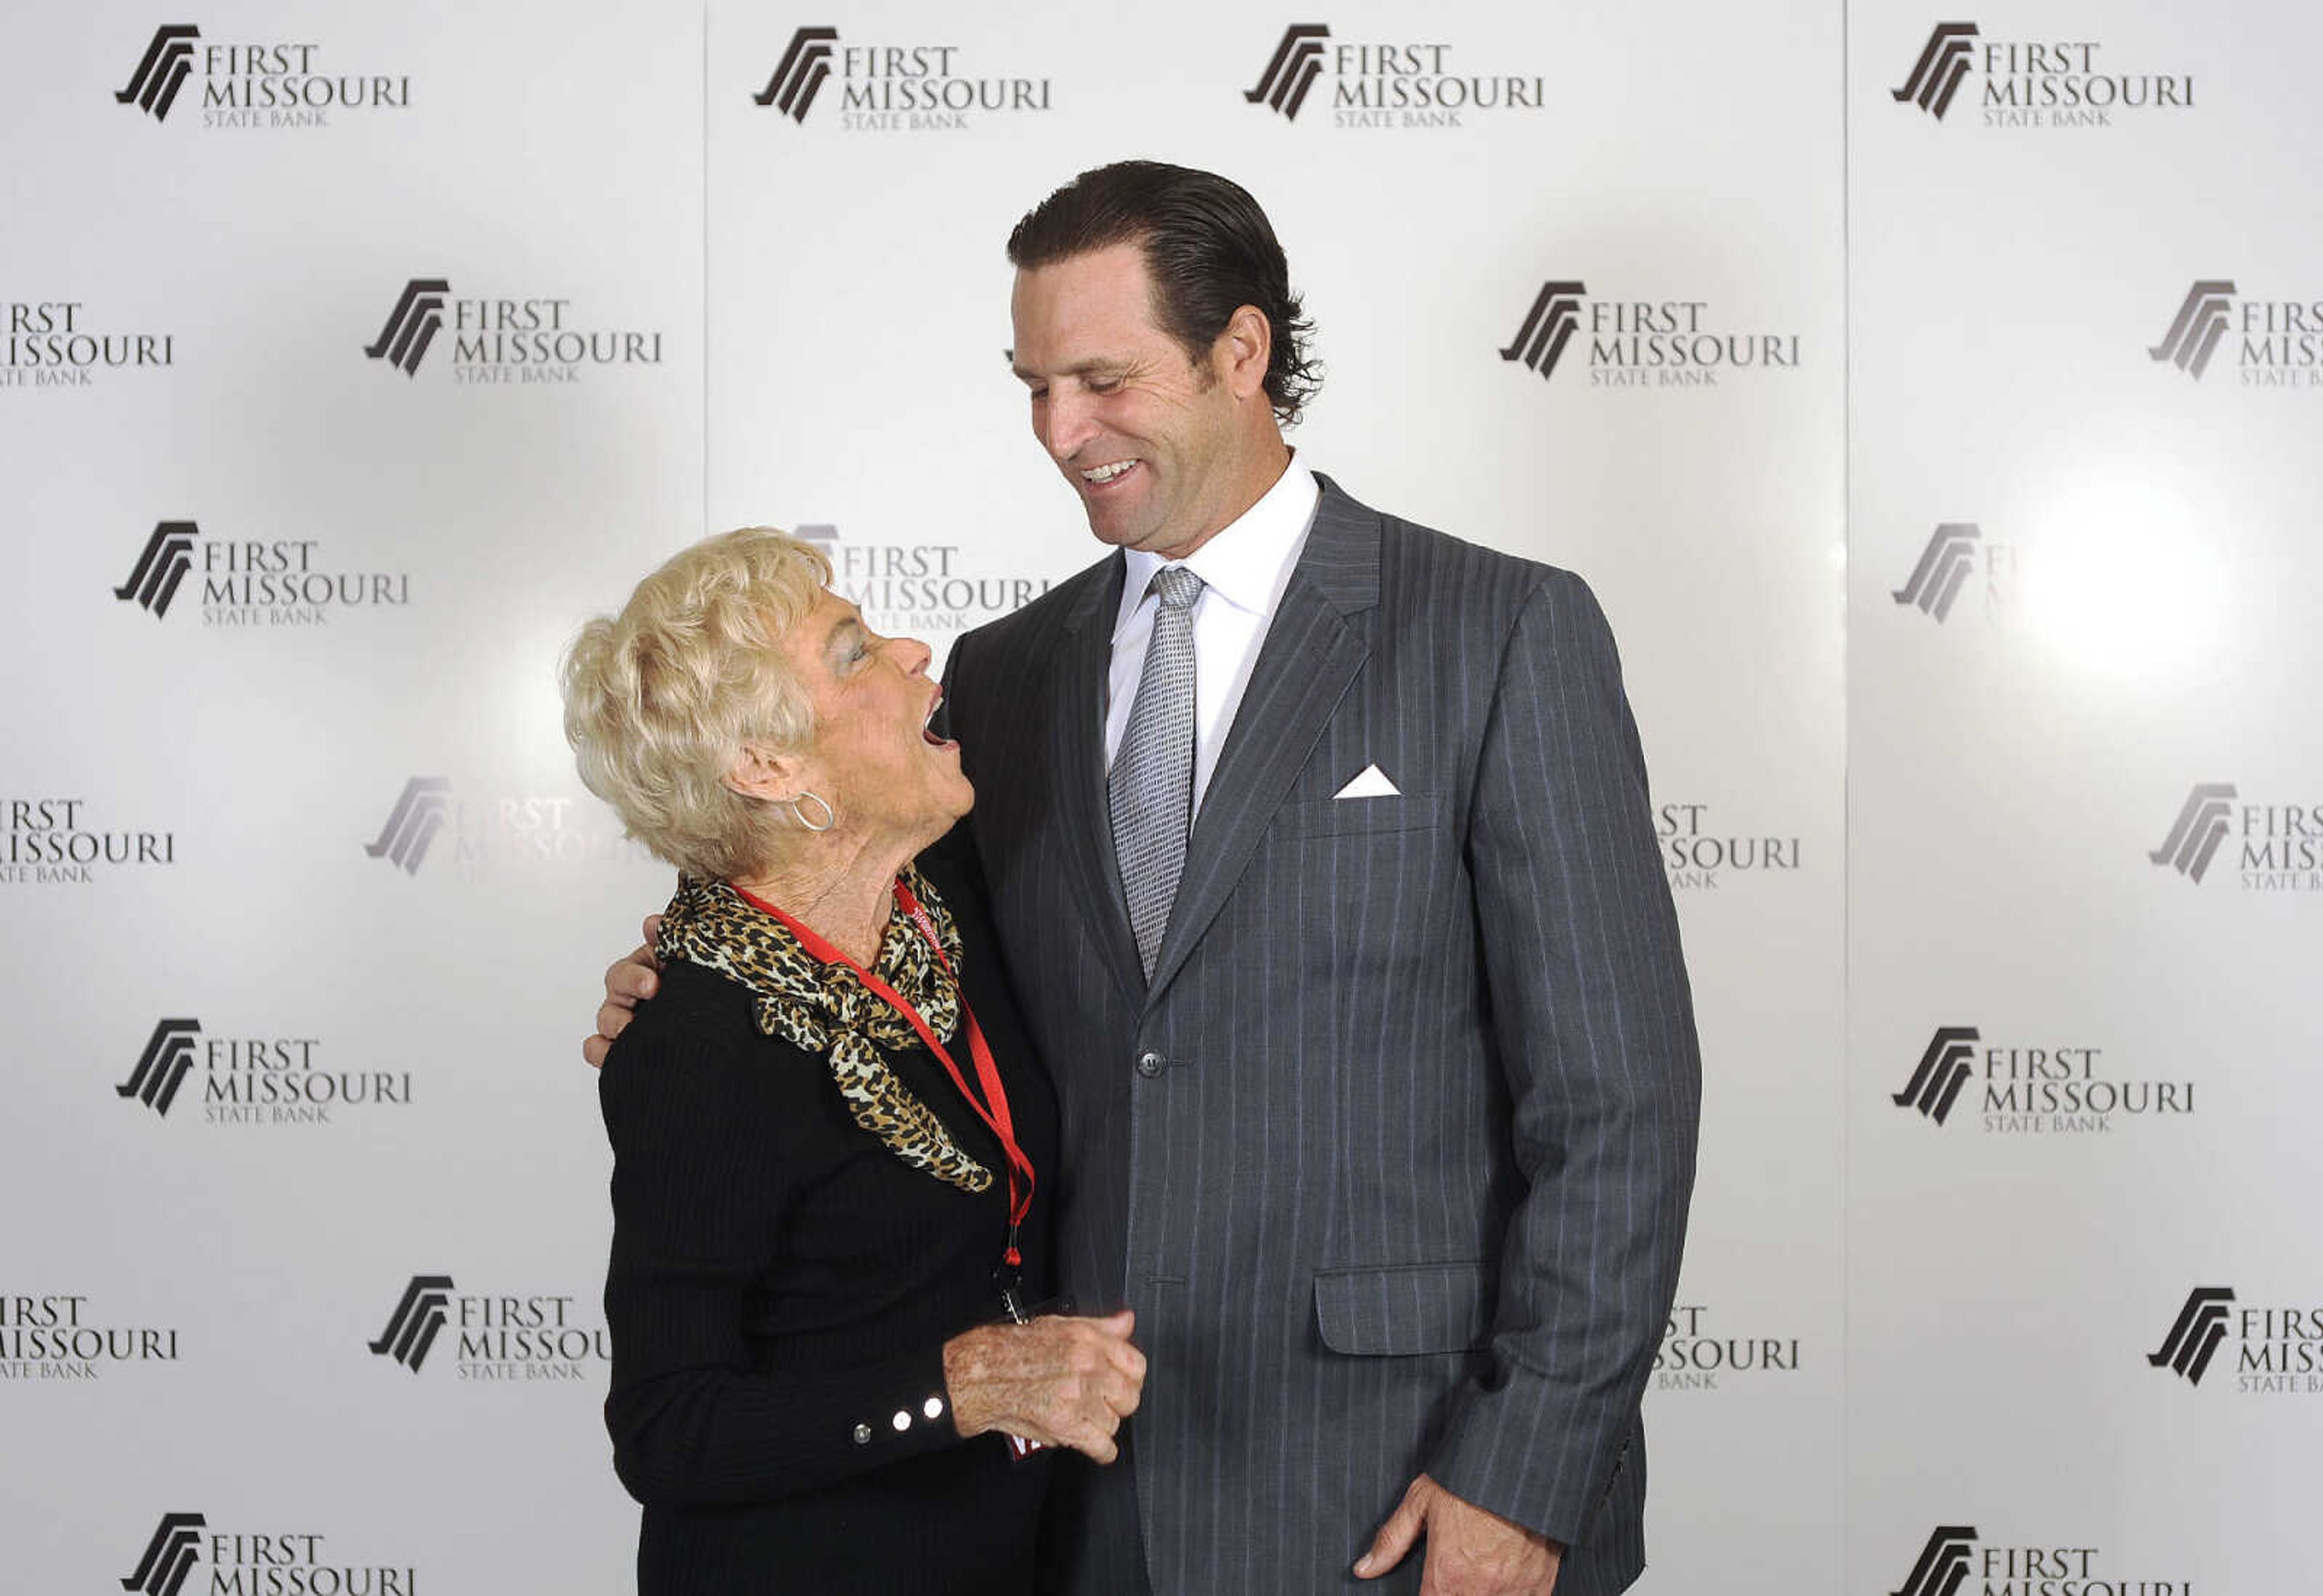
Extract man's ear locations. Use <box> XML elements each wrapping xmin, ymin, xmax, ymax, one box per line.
<box><xmin>1216</xmin><ymin>304</ymin><xmax>1274</xmax><ymax>402</ymax></box>
<box><xmin>722</xmin><ymin>743</ymin><xmax>804</xmax><ymax>803</ymax></box>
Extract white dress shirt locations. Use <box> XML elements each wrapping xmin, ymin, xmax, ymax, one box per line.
<box><xmin>1104</xmin><ymin>459</ymin><xmax>1321</xmax><ymax>817</ymax></box>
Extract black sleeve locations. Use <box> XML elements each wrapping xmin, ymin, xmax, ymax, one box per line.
<box><xmin>598</xmin><ymin>1009</ymin><xmax>966</xmax><ymax>1508</ymax></box>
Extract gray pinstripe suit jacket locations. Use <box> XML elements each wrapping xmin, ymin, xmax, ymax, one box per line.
<box><xmin>940</xmin><ymin>477</ymin><xmax>1701</xmax><ymax>1596</ymax></box>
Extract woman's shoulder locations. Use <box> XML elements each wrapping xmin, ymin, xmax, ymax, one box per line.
<box><xmin>613</xmin><ymin>958</ymin><xmax>758</xmax><ymax>1047</ymax></box>
<box><xmin>599</xmin><ymin>961</ymin><xmax>815</xmax><ymax>1117</ymax></box>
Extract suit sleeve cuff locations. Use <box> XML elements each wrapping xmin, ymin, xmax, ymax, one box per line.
<box><xmin>1425</xmin><ymin>1374</ymin><xmax>1636</xmax><ymax>1549</ymax></box>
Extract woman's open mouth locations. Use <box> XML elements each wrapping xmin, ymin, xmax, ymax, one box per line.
<box><xmin>922</xmin><ymin>690</ymin><xmax>956</xmax><ymax>750</ymax></box>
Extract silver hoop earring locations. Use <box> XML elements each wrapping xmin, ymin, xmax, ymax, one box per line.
<box><xmin>789</xmin><ymin>791</ymin><xmax>835</xmax><ymax>832</ymax></box>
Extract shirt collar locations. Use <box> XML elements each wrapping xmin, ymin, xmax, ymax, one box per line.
<box><xmin>1113</xmin><ymin>459</ymin><xmax>1322</xmax><ymax>641</ymax></box>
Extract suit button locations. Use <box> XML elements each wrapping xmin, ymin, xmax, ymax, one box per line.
<box><xmin>1135</xmin><ymin>1050</ymin><xmax>1164</xmax><ymax>1078</ymax></box>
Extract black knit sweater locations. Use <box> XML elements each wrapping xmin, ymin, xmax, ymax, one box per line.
<box><xmin>598</xmin><ymin>849</ymin><xmax>1059</xmax><ymax>1594</ymax></box>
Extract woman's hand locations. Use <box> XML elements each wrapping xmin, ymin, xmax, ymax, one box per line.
<box><xmin>941</xmin><ymin>1309</ymin><xmax>1146</xmax><ymax>1463</ymax></box>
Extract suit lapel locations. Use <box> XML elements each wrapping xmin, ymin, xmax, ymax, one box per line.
<box><xmin>1143</xmin><ymin>479</ymin><xmax>1380</xmax><ymax>1005</ymax></box>
<box><xmin>1047</xmin><ymin>555</ymin><xmax>1145</xmax><ymax>1006</ymax></box>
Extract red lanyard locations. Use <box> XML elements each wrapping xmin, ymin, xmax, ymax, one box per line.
<box><xmin>732</xmin><ymin>877</ymin><xmax>1034</xmax><ymax>1269</ymax></box>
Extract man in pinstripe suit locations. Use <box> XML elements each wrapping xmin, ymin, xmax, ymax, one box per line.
<box><xmin>597</xmin><ymin>162</ymin><xmax>1697</xmax><ymax>1594</ymax></box>
<box><xmin>956</xmin><ymin>164</ymin><xmax>1701</xmax><ymax>1596</ymax></box>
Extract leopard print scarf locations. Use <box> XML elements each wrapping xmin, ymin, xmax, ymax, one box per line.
<box><xmin>654</xmin><ymin>868</ymin><xmax>995</xmax><ymax>1197</ymax></box>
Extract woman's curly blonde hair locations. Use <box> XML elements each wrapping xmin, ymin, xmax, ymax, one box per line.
<box><xmin>561</xmin><ymin>528</ymin><xmax>832</xmax><ymax>880</ymax></box>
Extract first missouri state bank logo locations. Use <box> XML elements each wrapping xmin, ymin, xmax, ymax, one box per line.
<box><xmin>1653</xmin><ymin>1304</ymin><xmax>1802</xmax><ymax>1392</ymax></box>
<box><xmin>117</xmin><ymin>1019</ymin><xmax>201</xmax><ymax>1116</ymax></box>
<box><xmin>2148</xmin><ymin>1285</ymin><xmax>2323</xmax><ymax>1395</ymax></box>
<box><xmin>1890</xmin><ymin>25</ymin><xmax>1978</xmax><ymax>119</ymax></box>
<box><xmin>369</xmin><ymin>1275</ymin><xmax>455</xmax><ymax>1370</ymax></box>
<box><xmin>0</xmin><ymin>1291</ymin><xmax>181</xmax><ymax>1378</ymax></box>
<box><xmin>1500</xmin><ymin>282</ymin><xmax>1586</xmax><ymax>379</ymax></box>
<box><xmin>788</xmin><ymin>522</ymin><xmax>1052</xmax><ymax>639</ymax></box>
<box><xmin>3</xmin><ymin>798</ymin><xmax>175</xmax><ymax>887</ymax></box>
<box><xmin>2148</xmin><ymin>1287</ymin><xmax>2235</xmax><ymax>1386</ymax></box>
<box><xmin>1243</xmin><ymin>23</ymin><xmax>1545</xmax><ymax>128</ymax></box>
<box><xmin>1890</xmin><ymin>1527</ymin><xmax>2193</xmax><ymax>1595</ymax></box>
<box><xmin>116</xmin><ymin>26</ymin><xmax>201</xmax><ymax>120</ymax></box>
<box><xmin>751</xmin><ymin>25</ymin><xmax>1050</xmax><ymax>129</ymax></box>
<box><xmin>114</xmin><ymin>24</ymin><xmax>411</xmax><ymax>128</ymax></box>
<box><xmin>122</xmin><ymin>1514</ymin><xmax>418</xmax><ymax>1594</ymax></box>
<box><xmin>2149</xmin><ymin>280</ymin><xmax>2323</xmax><ymax>388</ymax></box>
<box><xmin>365</xmin><ymin>778</ymin><xmax>450</xmax><ymax>873</ymax></box>
<box><xmin>1889</xmin><ymin>22</ymin><xmax>2192</xmax><ymax>128</ymax></box>
<box><xmin>1892</xmin><ymin>1024</ymin><xmax>2194</xmax><ymax>1134</ymax></box>
<box><xmin>1891</xmin><ymin>525</ymin><xmax>1980</xmax><ymax>623</ymax></box>
<box><xmin>123</xmin><ymin>1513</ymin><xmax>205</xmax><ymax>1596</ymax></box>
<box><xmin>756</xmin><ymin>26</ymin><xmax>836</xmax><ymax>119</ymax></box>
<box><xmin>1893</xmin><ymin>1526</ymin><xmax>1976</xmax><ymax>1596</ymax></box>
<box><xmin>112</xmin><ymin>520</ymin><xmax>412</xmax><ymax>626</ymax></box>
<box><xmin>1655</xmin><ymin>801</ymin><xmax>1802</xmax><ymax>892</ymax></box>
<box><xmin>1242</xmin><ymin>23</ymin><xmax>1549</xmax><ymax>128</ymax></box>
<box><xmin>362</xmin><ymin>776</ymin><xmax>648</xmax><ymax>878</ymax></box>
<box><xmin>1500</xmin><ymin>281</ymin><xmax>1800</xmax><ymax>388</ymax></box>
<box><xmin>114</xmin><ymin>523</ymin><xmax>197</xmax><ymax>618</ymax></box>
<box><xmin>2143</xmin><ymin>773</ymin><xmax>2323</xmax><ymax>894</ymax></box>
<box><xmin>1890</xmin><ymin>522</ymin><xmax>2046</xmax><ymax>629</ymax></box>
<box><xmin>363</xmin><ymin>278</ymin><xmax>664</xmax><ymax>382</ymax></box>
<box><xmin>114</xmin><ymin>1016</ymin><xmax>408</xmax><ymax>1127</ymax></box>
<box><xmin>2149</xmin><ymin>282</ymin><xmax>2237</xmax><ymax>380</ymax></box>
<box><xmin>363</xmin><ymin>280</ymin><xmax>447</xmax><ymax>376</ymax></box>
<box><xmin>4</xmin><ymin>300</ymin><xmax>175</xmax><ymax>391</ymax></box>
<box><xmin>1245</xmin><ymin>25</ymin><xmax>1329</xmax><ymax>118</ymax></box>
<box><xmin>1893</xmin><ymin>1027</ymin><xmax>1977</xmax><ymax>1125</ymax></box>
<box><xmin>368</xmin><ymin>1274</ymin><xmax>612</xmax><ymax>1379</ymax></box>
<box><xmin>2148</xmin><ymin>784</ymin><xmax>2236</xmax><ymax>883</ymax></box>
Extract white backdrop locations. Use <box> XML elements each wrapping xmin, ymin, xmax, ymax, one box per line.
<box><xmin>2</xmin><ymin>1</ymin><xmax>2312</xmax><ymax>1591</ymax></box>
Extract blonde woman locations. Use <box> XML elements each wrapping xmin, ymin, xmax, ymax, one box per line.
<box><xmin>563</xmin><ymin>529</ymin><xmax>1142</xmax><ymax>1594</ymax></box>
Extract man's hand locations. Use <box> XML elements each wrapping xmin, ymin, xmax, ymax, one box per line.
<box><xmin>583</xmin><ymin>915</ymin><xmax>662</xmax><ymax>1068</ymax></box>
<box><xmin>1354</xmin><ymin>1473</ymin><xmax>1561</xmax><ymax>1595</ymax></box>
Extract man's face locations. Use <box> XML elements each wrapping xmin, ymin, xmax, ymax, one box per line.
<box><xmin>1010</xmin><ymin>242</ymin><xmax>1247</xmax><ymax>561</ymax></box>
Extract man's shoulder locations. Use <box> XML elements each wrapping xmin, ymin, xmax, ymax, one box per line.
<box><xmin>1324</xmin><ymin>477</ymin><xmax>1586</xmax><ymax>626</ymax></box>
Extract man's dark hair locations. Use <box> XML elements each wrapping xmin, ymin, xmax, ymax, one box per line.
<box><xmin>1007</xmin><ymin>160</ymin><xmax>1321</xmax><ymax>426</ymax></box>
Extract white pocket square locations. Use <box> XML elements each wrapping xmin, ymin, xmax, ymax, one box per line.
<box><xmin>1332</xmin><ymin>764</ymin><xmax>1401</xmax><ymax>799</ymax></box>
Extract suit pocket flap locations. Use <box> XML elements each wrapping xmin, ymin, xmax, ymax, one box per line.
<box><xmin>1269</xmin><ymin>794</ymin><xmax>1443</xmax><ymax>840</ymax></box>
<box><xmin>1313</xmin><ymin>1261</ymin><xmax>1491</xmax><ymax>1355</ymax></box>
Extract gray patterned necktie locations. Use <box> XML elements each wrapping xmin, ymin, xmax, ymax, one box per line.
<box><xmin>1110</xmin><ymin>566</ymin><xmax>1205</xmax><ymax>978</ymax></box>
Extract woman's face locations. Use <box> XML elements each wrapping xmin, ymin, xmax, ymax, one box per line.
<box><xmin>779</xmin><ymin>589</ymin><xmax>972</xmax><ymax>842</ymax></box>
